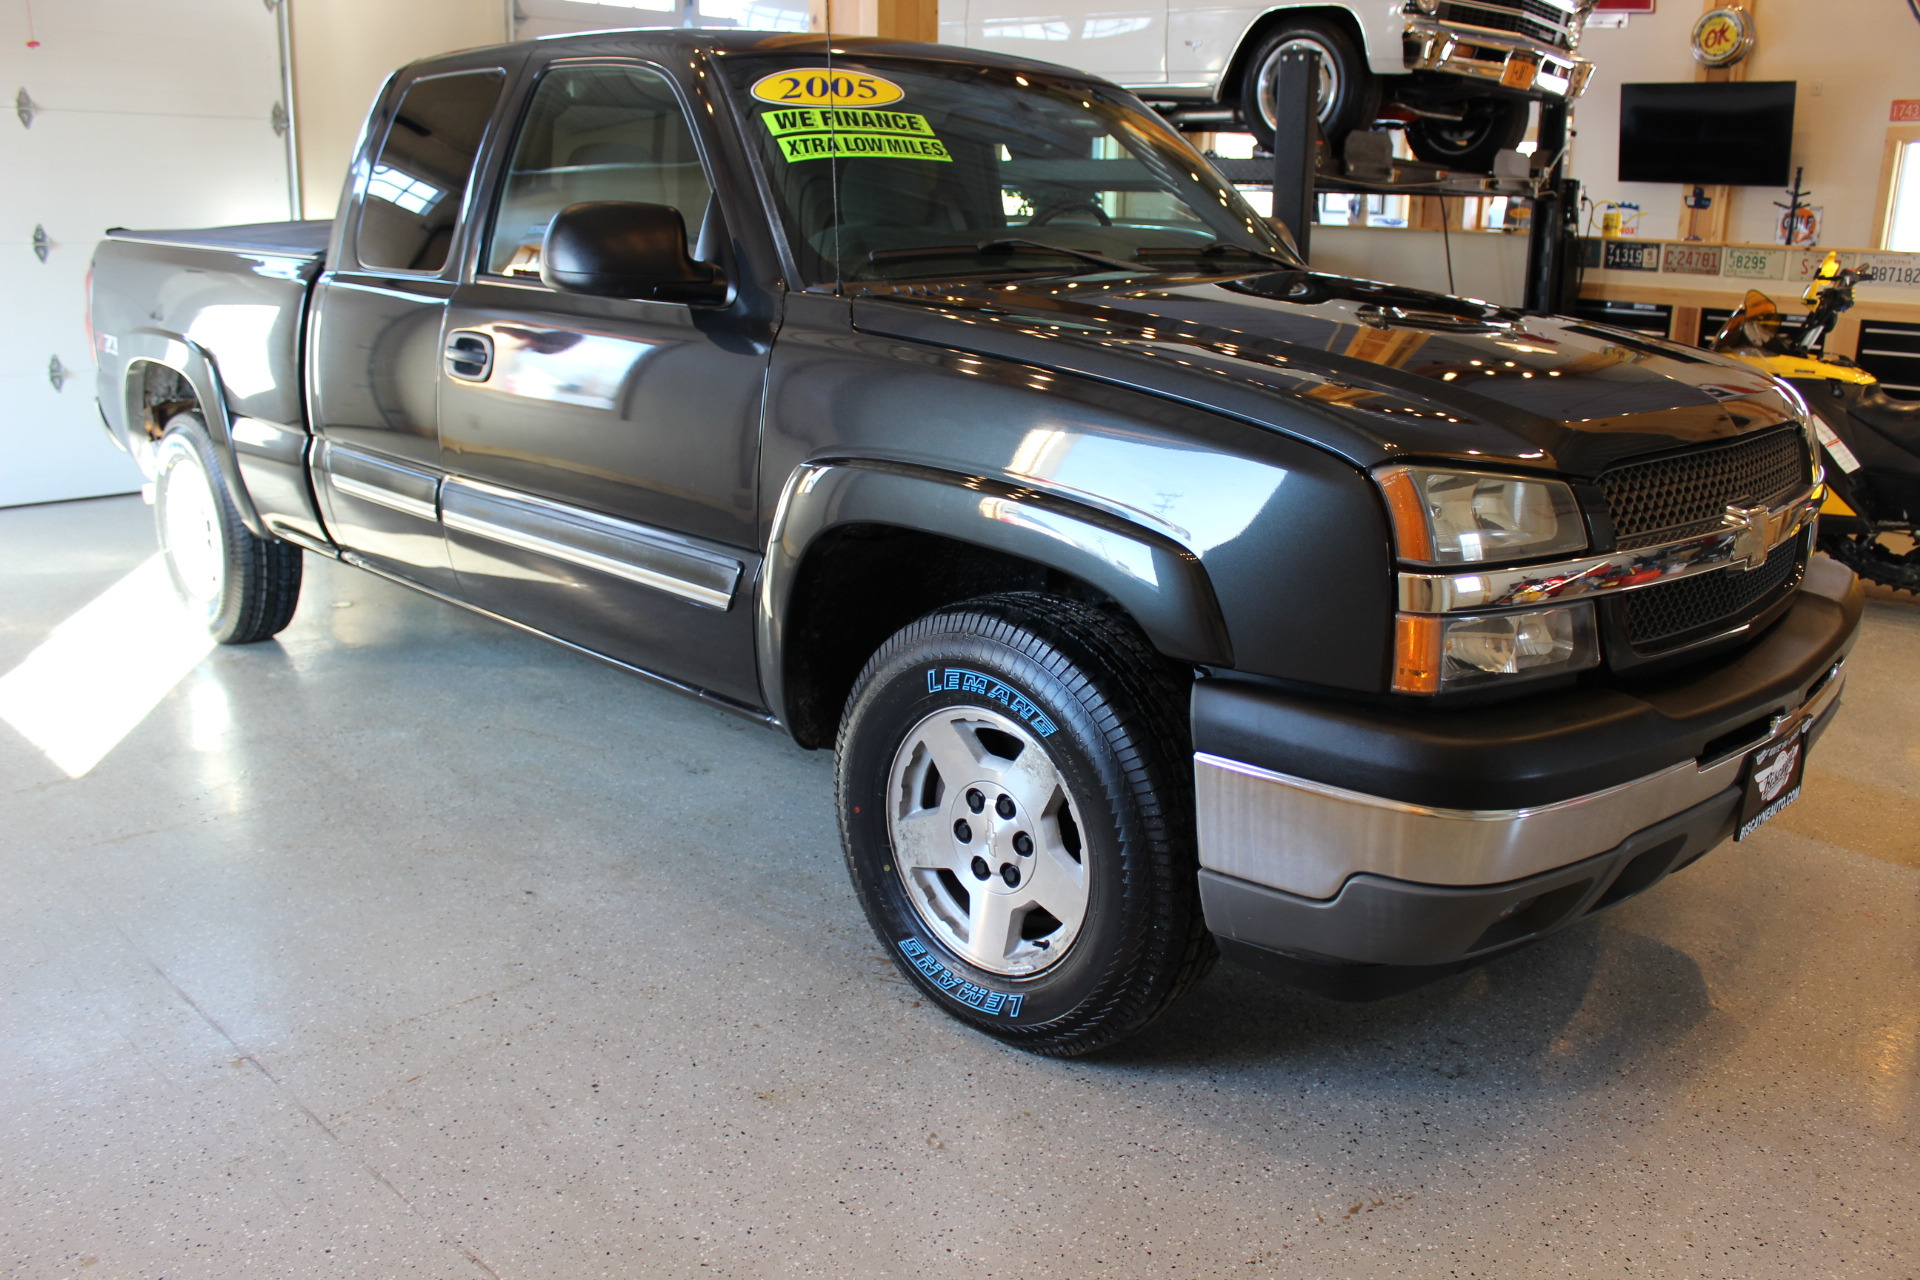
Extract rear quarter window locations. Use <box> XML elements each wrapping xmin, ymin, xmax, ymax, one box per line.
<box><xmin>357</xmin><ymin>69</ymin><xmax>505</xmax><ymax>274</ymax></box>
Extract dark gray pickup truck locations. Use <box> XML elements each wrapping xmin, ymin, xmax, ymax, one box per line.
<box><xmin>89</xmin><ymin>31</ymin><xmax>1861</xmax><ymax>1055</ymax></box>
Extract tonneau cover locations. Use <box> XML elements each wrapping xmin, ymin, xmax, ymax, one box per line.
<box><xmin>106</xmin><ymin>220</ymin><xmax>332</xmax><ymax>259</ymax></box>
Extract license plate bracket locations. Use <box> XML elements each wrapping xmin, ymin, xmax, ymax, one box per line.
<box><xmin>1501</xmin><ymin>57</ymin><xmax>1540</xmax><ymax>91</ymax></box>
<box><xmin>1734</xmin><ymin>718</ymin><xmax>1809</xmax><ymax>840</ymax></box>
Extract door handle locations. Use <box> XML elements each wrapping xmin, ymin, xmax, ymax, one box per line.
<box><xmin>444</xmin><ymin>330</ymin><xmax>494</xmax><ymax>382</ymax></box>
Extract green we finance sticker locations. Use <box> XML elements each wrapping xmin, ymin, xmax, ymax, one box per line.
<box><xmin>761</xmin><ymin>107</ymin><xmax>952</xmax><ymax>163</ymax></box>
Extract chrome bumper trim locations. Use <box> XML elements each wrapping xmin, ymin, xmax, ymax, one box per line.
<box><xmin>1404</xmin><ymin>19</ymin><xmax>1593</xmax><ymax>99</ymax></box>
<box><xmin>1194</xmin><ymin>660</ymin><xmax>1845</xmax><ymax>900</ymax></box>
<box><xmin>1397</xmin><ymin>485</ymin><xmax>1820</xmax><ymax>614</ymax></box>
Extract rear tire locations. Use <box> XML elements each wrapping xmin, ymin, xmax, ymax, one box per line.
<box><xmin>153</xmin><ymin>412</ymin><xmax>303</xmax><ymax>644</ymax></box>
<box><xmin>835</xmin><ymin>592</ymin><xmax>1214</xmax><ymax>1057</ymax></box>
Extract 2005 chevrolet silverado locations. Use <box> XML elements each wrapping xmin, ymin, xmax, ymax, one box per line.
<box><xmin>89</xmin><ymin>32</ymin><xmax>1862</xmax><ymax>1055</ymax></box>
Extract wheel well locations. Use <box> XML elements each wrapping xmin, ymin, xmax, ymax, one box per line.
<box><xmin>781</xmin><ymin>524</ymin><xmax>1138</xmax><ymax>749</ymax></box>
<box><xmin>131</xmin><ymin>360</ymin><xmax>198</xmax><ymax>440</ymax></box>
<box><xmin>1220</xmin><ymin>6</ymin><xmax>1370</xmax><ymax>105</ymax></box>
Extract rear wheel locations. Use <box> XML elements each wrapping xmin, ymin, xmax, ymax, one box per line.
<box><xmin>835</xmin><ymin>592</ymin><xmax>1214</xmax><ymax>1057</ymax></box>
<box><xmin>1238</xmin><ymin>19</ymin><xmax>1378</xmax><ymax>155</ymax></box>
<box><xmin>1406</xmin><ymin>96</ymin><xmax>1531</xmax><ymax>174</ymax></box>
<box><xmin>153</xmin><ymin>412</ymin><xmax>303</xmax><ymax>643</ymax></box>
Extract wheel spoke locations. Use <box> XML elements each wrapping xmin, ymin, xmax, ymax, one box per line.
<box><xmin>999</xmin><ymin>753</ymin><xmax>1062</xmax><ymax>832</ymax></box>
<box><xmin>892</xmin><ymin>808</ymin><xmax>956</xmax><ymax>871</ymax></box>
<box><xmin>1021</xmin><ymin>822</ymin><xmax>1088</xmax><ymax>925</ymax></box>
<box><xmin>964</xmin><ymin>880</ymin><xmax>1020</xmax><ymax>969</ymax></box>
<box><xmin>914</xmin><ymin>715</ymin><xmax>1001</xmax><ymax>792</ymax></box>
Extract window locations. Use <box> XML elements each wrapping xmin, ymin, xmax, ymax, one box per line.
<box><xmin>356</xmin><ymin>70</ymin><xmax>504</xmax><ymax>273</ymax></box>
<box><xmin>1887</xmin><ymin>139</ymin><xmax>1920</xmax><ymax>252</ymax></box>
<box><xmin>486</xmin><ymin>64</ymin><xmax>713</xmax><ymax>280</ymax></box>
<box><xmin>724</xmin><ymin>57</ymin><xmax>1292</xmax><ymax>285</ymax></box>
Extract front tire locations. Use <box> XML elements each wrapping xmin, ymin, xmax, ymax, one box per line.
<box><xmin>153</xmin><ymin>413</ymin><xmax>303</xmax><ymax>644</ymax></box>
<box><xmin>1238</xmin><ymin>19</ymin><xmax>1378</xmax><ymax>155</ymax></box>
<box><xmin>1406</xmin><ymin>96</ymin><xmax>1531</xmax><ymax>174</ymax></box>
<box><xmin>835</xmin><ymin>593</ymin><xmax>1214</xmax><ymax>1057</ymax></box>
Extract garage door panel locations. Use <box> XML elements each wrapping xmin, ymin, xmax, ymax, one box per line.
<box><xmin>0</xmin><ymin>0</ymin><xmax>282</xmax><ymax>121</ymax></box>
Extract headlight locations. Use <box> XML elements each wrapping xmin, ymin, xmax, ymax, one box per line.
<box><xmin>1376</xmin><ymin>465</ymin><xmax>1588</xmax><ymax>565</ymax></box>
<box><xmin>1407</xmin><ymin>0</ymin><xmax>1440</xmax><ymax>12</ymax></box>
<box><xmin>1394</xmin><ymin>603</ymin><xmax>1600</xmax><ymax>694</ymax></box>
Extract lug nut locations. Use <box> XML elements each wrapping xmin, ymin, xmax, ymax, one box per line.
<box><xmin>1000</xmin><ymin>863</ymin><xmax>1021</xmax><ymax>887</ymax></box>
<box><xmin>995</xmin><ymin>795</ymin><xmax>1016</xmax><ymax>819</ymax></box>
<box><xmin>954</xmin><ymin>819</ymin><xmax>973</xmax><ymax>843</ymax></box>
<box><xmin>966</xmin><ymin>789</ymin><xmax>985</xmax><ymax>813</ymax></box>
<box><xmin>1013</xmin><ymin>831</ymin><xmax>1033</xmax><ymax>856</ymax></box>
<box><xmin>971</xmin><ymin>856</ymin><xmax>991</xmax><ymax>880</ymax></box>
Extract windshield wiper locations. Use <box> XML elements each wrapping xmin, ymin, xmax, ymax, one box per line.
<box><xmin>868</xmin><ymin>238</ymin><xmax>1146</xmax><ymax>274</ymax></box>
<box><xmin>1132</xmin><ymin>242</ymin><xmax>1291</xmax><ymax>266</ymax></box>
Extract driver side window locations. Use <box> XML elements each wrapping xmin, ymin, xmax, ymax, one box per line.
<box><xmin>486</xmin><ymin>64</ymin><xmax>713</xmax><ymax>280</ymax></box>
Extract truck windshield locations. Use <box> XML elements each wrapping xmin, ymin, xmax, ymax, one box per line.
<box><xmin>722</xmin><ymin>56</ymin><xmax>1296</xmax><ymax>285</ymax></box>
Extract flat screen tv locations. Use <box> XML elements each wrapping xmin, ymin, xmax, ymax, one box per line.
<box><xmin>1618</xmin><ymin>81</ymin><xmax>1796</xmax><ymax>186</ymax></box>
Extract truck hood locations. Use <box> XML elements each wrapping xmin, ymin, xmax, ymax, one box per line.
<box><xmin>850</xmin><ymin>271</ymin><xmax>1801</xmax><ymax>478</ymax></box>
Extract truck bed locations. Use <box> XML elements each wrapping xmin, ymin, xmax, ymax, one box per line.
<box><xmin>104</xmin><ymin>219</ymin><xmax>333</xmax><ymax>260</ymax></box>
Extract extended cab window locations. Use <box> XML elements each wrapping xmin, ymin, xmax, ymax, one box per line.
<box><xmin>357</xmin><ymin>70</ymin><xmax>504</xmax><ymax>273</ymax></box>
<box><xmin>723</xmin><ymin>58</ymin><xmax>1294</xmax><ymax>284</ymax></box>
<box><xmin>487</xmin><ymin>64</ymin><xmax>713</xmax><ymax>280</ymax></box>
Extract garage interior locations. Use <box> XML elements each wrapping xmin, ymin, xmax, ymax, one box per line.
<box><xmin>3</xmin><ymin>1</ymin><xmax>1918</xmax><ymax>1276</ymax></box>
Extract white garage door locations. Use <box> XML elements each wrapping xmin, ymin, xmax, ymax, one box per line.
<box><xmin>0</xmin><ymin>0</ymin><xmax>293</xmax><ymax>508</ymax></box>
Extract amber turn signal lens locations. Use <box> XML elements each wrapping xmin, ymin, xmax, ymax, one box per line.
<box><xmin>1376</xmin><ymin>468</ymin><xmax>1434</xmax><ymax>562</ymax></box>
<box><xmin>1392</xmin><ymin>613</ymin><xmax>1442</xmax><ymax>694</ymax></box>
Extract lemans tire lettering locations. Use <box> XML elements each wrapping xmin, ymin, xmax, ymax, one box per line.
<box><xmin>898</xmin><ymin>937</ymin><xmax>1024</xmax><ymax>1016</ymax></box>
<box><xmin>925</xmin><ymin>667</ymin><xmax>1059</xmax><ymax>736</ymax></box>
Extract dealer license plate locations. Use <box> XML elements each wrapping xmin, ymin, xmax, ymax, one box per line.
<box><xmin>1734</xmin><ymin>721</ymin><xmax>1809</xmax><ymax>840</ymax></box>
<box><xmin>1501</xmin><ymin>57</ymin><xmax>1539</xmax><ymax>91</ymax></box>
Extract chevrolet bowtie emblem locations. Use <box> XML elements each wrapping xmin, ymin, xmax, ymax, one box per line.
<box><xmin>1722</xmin><ymin>502</ymin><xmax>1772</xmax><ymax>571</ymax></box>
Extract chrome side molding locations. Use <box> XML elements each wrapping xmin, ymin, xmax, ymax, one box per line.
<box><xmin>321</xmin><ymin>442</ymin><xmax>441</xmax><ymax>522</ymax></box>
<box><xmin>440</xmin><ymin>477</ymin><xmax>741</xmax><ymax>610</ymax></box>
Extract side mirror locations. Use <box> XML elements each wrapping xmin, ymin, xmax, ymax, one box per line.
<box><xmin>540</xmin><ymin>201</ymin><xmax>728</xmax><ymax>304</ymax></box>
<box><xmin>1266</xmin><ymin>216</ymin><xmax>1303</xmax><ymax>261</ymax></box>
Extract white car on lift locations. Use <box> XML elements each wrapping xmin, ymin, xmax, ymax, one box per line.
<box><xmin>942</xmin><ymin>0</ymin><xmax>1594</xmax><ymax>172</ymax></box>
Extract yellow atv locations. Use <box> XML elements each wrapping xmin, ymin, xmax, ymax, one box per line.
<box><xmin>1709</xmin><ymin>251</ymin><xmax>1920</xmax><ymax>593</ymax></box>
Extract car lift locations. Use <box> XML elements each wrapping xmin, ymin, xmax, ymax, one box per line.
<box><xmin>1201</xmin><ymin>48</ymin><xmax>1582</xmax><ymax>316</ymax></box>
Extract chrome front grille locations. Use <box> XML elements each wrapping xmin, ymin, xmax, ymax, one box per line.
<box><xmin>1599</xmin><ymin>427</ymin><xmax>1811</xmax><ymax>552</ymax></box>
<box><xmin>1623</xmin><ymin>538</ymin><xmax>1803</xmax><ymax>650</ymax></box>
<box><xmin>1426</xmin><ymin>0</ymin><xmax>1581</xmax><ymax>51</ymax></box>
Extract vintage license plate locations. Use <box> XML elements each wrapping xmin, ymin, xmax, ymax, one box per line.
<box><xmin>1735</xmin><ymin>722</ymin><xmax>1808</xmax><ymax>840</ymax></box>
<box><xmin>1501</xmin><ymin>58</ymin><xmax>1539</xmax><ymax>90</ymax></box>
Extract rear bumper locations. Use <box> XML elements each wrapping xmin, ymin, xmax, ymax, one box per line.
<box><xmin>1193</xmin><ymin>556</ymin><xmax>1863</xmax><ymax>970</ymax></box>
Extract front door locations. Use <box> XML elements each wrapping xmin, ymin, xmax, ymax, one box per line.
<box><xmin>308</xmin><ymin>66</ymin><xmax>507</xmax><ymax>593</ymax></box>
<box><xmin>437</xmin><ymin>60</ymin><xmax>772</xmax><ymax>707</ymax></box>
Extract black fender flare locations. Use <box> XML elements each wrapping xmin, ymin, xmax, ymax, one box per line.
<box><xmin>758</xmin><ymin>458</ymin><xmax>1234</xmax><ymax>725</ymax></box>
<box><xmin>118</xmin><ymin>329</ymin><xmax>270</xmax><ymax>538</ymax></box>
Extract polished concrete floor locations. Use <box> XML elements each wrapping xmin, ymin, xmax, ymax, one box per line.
<box><xmin>3</xmin><ymin>495</ymin><xmax>1917</xmax><ymax>1280</ymax></box>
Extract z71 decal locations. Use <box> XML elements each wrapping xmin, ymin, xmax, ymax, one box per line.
<box><xmin>899</xmin><ymin>937</ymin><xmax>1024</xmax><ymax>1016</ymax></box>
<box><xmin>925</xmin><ymin>668</ymin><xmax>1058</xmax><ymax>737</ymax></box>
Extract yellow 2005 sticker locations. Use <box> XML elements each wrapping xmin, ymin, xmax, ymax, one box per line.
<box><xmin>760</xmin><ymin>106</ymin><xmax>952</xmax><ymax>163</ymax></box>
<box><xmin>750</xmin><ymin>69</ymin><xmax>904</xmax><ymax>107</ymax></box>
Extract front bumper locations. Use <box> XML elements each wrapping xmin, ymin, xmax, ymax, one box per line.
<box><xmin>1404</xmin><ymin>18</ymin><xmax>1592</xmax><ymax>100</ymax></box>
<box><xmin>1194</xmin><ymin>555</ymin><xmax>1863</xmax><ymax>971</ymax></box>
